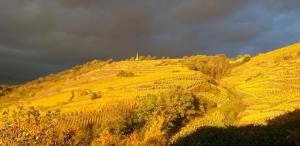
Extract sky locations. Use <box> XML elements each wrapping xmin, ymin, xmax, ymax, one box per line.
<box><xmin>0</xmin><ymin>0</ymin><xmax>300</xmax><ymax>83</ymax></box>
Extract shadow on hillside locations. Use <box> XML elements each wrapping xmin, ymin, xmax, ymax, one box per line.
<box><xmin>172</xmin><ymin>110</ymin><xmax>300</xmax><ymax>146</ymax></box>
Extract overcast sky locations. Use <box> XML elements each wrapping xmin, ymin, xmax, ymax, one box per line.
<box><xmin>0</xmin><ymin>0</ymin><xmax>300</xmax><ymax>83</ymax></box>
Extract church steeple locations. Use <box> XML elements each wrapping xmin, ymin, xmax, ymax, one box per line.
<box><xmin>135</xmin><ymin>52</ymin><xmax>139</xmax><ymax>61</ymax></box>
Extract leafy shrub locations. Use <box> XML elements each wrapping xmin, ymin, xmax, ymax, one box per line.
<box><xmin>71</xmin><ymin>59</ymin><xmax>113</xmax><ymax>76</ymax></box>
<box><xmin>134</xmin><ymin>87</ymin><xmax>203</xmax><ymax>135</ymax></box>
<box><xmin>0</xmin><ymin>85</ymin><xmax>13</xmax><ymax>97</ymax></box>
<box><xmin>121</xmin><ymin>132</ymin><xmax>143</xmax><ymax>146</ymax></box>
<box><xmin>96</xmin><ymin>128</ymin><xmax>123</xmax><ymax>146</ymax></box>
<box><xmin>230</xmin><ymin>54</ymin><xmax>251</xmax><ymax>67</ymax></box>
<box><xmin>243</xmin><ymin>54</ymin><xmax>251</xmax><ymax>62</ymax></box>
<box><xmin>0</xmin><ymin>107</ymin><xmax>76</xmax><ymax>145</ymax></box>
<box><xmin>117</xmin><ymin>70</ymin><xmax>135</xmax><ymax>77</ymax></box>
<box><xmin>95</xmin><ymin>117</ymin><xmax>167</xmax><ymax>146</ymax></box>
<box><xmin>142</xmin><ymin>116</ymin><xmax>167</xmax><ymax>146</ymax></box>
<box><xmin>90</xmin><ymin>91</ymin><xmax>102</xmax><ymax>100</ymax></box>
<box><xmin>183</xmin><ymin>55</ymin><xmax>231</xmax><ymax>79</ymax></box>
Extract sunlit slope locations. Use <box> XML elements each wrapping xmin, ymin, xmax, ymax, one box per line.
<box><xmin>224</xmin><ymin>43</ymin><xmax>300</xmax><ymax>125</ymax></box>
<box><xmin>1</xmin><ymin>43</ymin><xmax>300</xmax><ymax>145</ymax></box>
<box><xmin>1</xmin><ymin>59</ymin><xmax>210</xmax><ymax>113</ymax></box>
<box><xmin>1</xmin><ymin>56</ymin><xmax>235</xmax><ymax>138</ymax></box>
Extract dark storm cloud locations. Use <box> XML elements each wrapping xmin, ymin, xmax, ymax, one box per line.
<box><xmin>0</xmin><ymin>0</ymin><xmax>299</xmax><ymax>83</ymax></box>
<box><xmin>169</xmin><ymin>0</ymin><xmax>250</xmax><ymax>23</ymax></box>
<box><xmin>0</xmin><ymin>1</ymin><xmax>158</xmax><ymax>64</ymax></box>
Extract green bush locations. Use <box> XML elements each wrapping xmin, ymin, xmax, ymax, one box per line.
<box><xmin>243</xmin><ymin>54</ymin><xmax>251</xmax><ymax>62</ymax></box>
<box><xmin>0</xmin><ymin>85</ymin><xmax>13</xmax><ymax>97</ymax></box>
<box><xmin>90</xmin><ymin>91</ymin><xmax>102</xmax><ymax>100</ymax></box>
<box><xmin>231</xmin><ymin>54</ymin><xmax>251</xmax><ymax>67</ymax></box>
<box><xmin>134</xmin><ymin>87</ymin><xmax>203</xmax><ymax>135</ymax></box>
<box><xmin>117</xmin><ymin>70</ymin><xmax>135</xmax><ymax>77</ymax></box>
<box><xmin>183</xmin><ymin>55</ymin><xmax>231</xmax><ymax>79</ymax></box>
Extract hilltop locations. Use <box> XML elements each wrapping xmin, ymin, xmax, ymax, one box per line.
<box><xmin>0</xmin><ymin>43</ymin><xmax>300</xmax><ymax>145</ymax></box>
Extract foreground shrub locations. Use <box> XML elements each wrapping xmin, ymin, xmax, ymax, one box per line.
<box><xmin>134</xmin><ymin>87</ymin><xmax>203</xmax><ymax>135</ymax></box>
<box><xmin>142</xmin><ymin>116</ymin><xmax>167</xmax><ymax>146</ymax></box>
<box><xmin>97</xmin><ymin>128</ymin><xmax>123</xmax><ymax>146</ymax></box>
<box><xmin>0</xmin><ymin>107</ymin><xmax>76</xmax><ymax>145</ymax></box>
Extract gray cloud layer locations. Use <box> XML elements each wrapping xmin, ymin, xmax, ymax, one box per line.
<box><xmin>170</xmin><ymin>0</ymin><xmax>250</xmax><ymax>23</ymax></box>
<box><xmin>0</xmin><ymin>0</ymin><xmax>299</xmax><ymax>83</ymax></box>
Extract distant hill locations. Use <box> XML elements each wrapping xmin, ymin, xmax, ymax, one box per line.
<box><xmin>0</xmin><ymin>43</ymin><xmax>300</xmax><ymax>145</ymax></box>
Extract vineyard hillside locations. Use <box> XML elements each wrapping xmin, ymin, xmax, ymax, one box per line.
<box><xmin>1</xmin><ymin>43</ymin><xmax>300</xmax><ymax>145</ymax></box>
